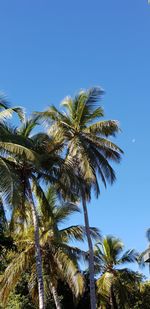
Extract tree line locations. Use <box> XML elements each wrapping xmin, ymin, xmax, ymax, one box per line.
<box><xmin>0</xmin><ymin>88</ymin><xmax>149</xmax><ymax>309</ymax></box>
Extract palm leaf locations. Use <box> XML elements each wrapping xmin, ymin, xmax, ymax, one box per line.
<box><xmin>18</xmin><ymin>115</ymin><xmax>40</xmax><ymax>137</ymax></box>
<box><xmin>97</xmin><ymin>272</ymin><xmax>114</xmax><ymax>297</ymax></box>
<box><xmin>117</xmin><ymin>249</ymin><xmax>138</xmax><ymax>265</ymax></box>
<box><xmin>85</xmin><ymin>120</ymin><xmax>120</xmax><ymax>136</ymax></box>
<box><xmin>0</xmin><ymin>142</ymin><xmax>38</xmax><ymax>162</ymax></box>
<box><xmin>54</xmin><ymin>247</ymin><xmax>84</xmax><ymax>297</ymax></box>
<box><xmin>0</xmin><ymin>157</ymin><xmax>13</xmax><ymax>202</ymax></box>
<box><xmin>60</xmin><ymin>225</ymin><xmax>101</xmax><ymax>243</ymax></box>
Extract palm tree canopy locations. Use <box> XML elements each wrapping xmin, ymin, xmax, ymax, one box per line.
<box><xmin>95</xmin><ymin>236</ymin><xmax>139</xmax><ymax>308</ymax></box>
<box><xmin>94</xmin><ymin>236</ymin><xmax>138</xmax><ymax>273</ymax></box>
<box><xmin>0</xmin><ymin>114</ymin><xmax>79</xmax><ymax>206</ymax></box>
<box><xmin>37</xmin><ymin>87</ymin><xmax>123</xmax><ymax>200</ymax></box>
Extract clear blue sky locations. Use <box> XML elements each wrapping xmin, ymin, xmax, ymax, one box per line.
<box><xmin>0</xmin><ymin>0</ymin><xmax>150</xmax><ymax>273</ymax></box>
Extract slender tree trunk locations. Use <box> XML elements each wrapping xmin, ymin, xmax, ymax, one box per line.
<box><xmin>110</xmin><ymin>286</ymin><xmax>117</xmax><ymax>309</ymax></box>
<box><xmin>82</xmin><ymin>194</ymin><xmax>96</xmax><ymax>309</ymax></box>
<box><xmin>27</xmin><ymin>181</ymin><xmax>45</xmax><ymax>309</ymax></box>
<box><xmin>50</xmin><ymin>282</ymin><xmax>62</xmax><ymax>309</ymax></box>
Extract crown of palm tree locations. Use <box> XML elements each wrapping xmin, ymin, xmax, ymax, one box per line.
<box><xmin>95</xmin><ymin>236</ymin><xmax>139</xmax><ymax>308</ymax></box>
<box><xmin>0</xmin><ymin>115</ymin><xmax>83</xmax><ymax>309</ymax></box>
<box><xmin>37</xmin><ymin>87</ymin><xmax>123</xmax><ymax>199</ymax></box>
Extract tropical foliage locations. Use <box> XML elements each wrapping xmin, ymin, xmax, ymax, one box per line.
<box><xmin>0</xmin><ymin>88</ymin><xmax>149</xmax><ymax>309</ymax></box>
<box><xmin>95</xmin><ymin>236</ymin><xmax>140</xmax><ymax>308</ymax></box>
<box><xmin>37</xmin><ymin>87</ymin><xmax>123</xmax><ymax>309</ymax></box>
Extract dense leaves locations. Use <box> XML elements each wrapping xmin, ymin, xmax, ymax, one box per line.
<box><xmin>0</xmin><ymin>89</ymin><xmax>148</xmax><ymax>309</ymax></box>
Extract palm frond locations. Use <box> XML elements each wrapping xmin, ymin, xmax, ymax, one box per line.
<box><xmin>85</xmin><ymin>120</ymin><xmax>120</xmax><ymax>136</ymax></box>
<box><xmin>32</xmin><ymin>177</ymin><xmax>54</xmax><ymax>219</ymax></box>
<box><xmin>97</xmin><ymin>272</ymin><xmax>113</xmax><ymax>297</ymax></box>
<box><xmin>0</xmin><ymin>157</ymin><xmax>13</xmax><ymax>203</ymax></box>
<box><xmin>11</xmin><ymin>107</ymin><xmax>26</xmax><ymax>123</ymax></box>
<box><xmin>53</xmin><ymin>202</ymin><xmax>80</xmax><ymax>224</ymax></box>
<box><xmin>18</xmin><ymin>115</ymin><xmax>40</xmax><ymax>137</ymax></box>
<box><xmin>117</xmin><ymin>249</ymin><xmax>138</xmax><ymax>265</ymax></box>
<box><xmin>0</xmin><ymin>142</ymin><xmax>38</xmax><ymax>162</ymax></box>
<box><xmin>60</xmin><ymin>225</ymin><xmax>101</xmax><ymax>243</ymax></box>
<box><xmin>0</xmin><ymin>106</ymin><xmax>25</xmax><ymax>123</ymax></box>
<box><xmin>54</xmin><ymin>248</ymin><xmax>84</xmax><ymax>297</ymax></box>
<box><xmin>0</xmin><ymin>108</ymin><xmax>15</xmax><ymax>122</ymax></box>
<box><xmin>61</xmin><ymin>96</ymin><xmax>73</xmax><ymax>116</ymax></box>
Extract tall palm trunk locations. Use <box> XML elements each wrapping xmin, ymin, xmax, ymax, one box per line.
<box><xmin>27</xmin><ymin>181</ymin><xmax>45</xmax><ymax>309</ymax></box>
<box><xmin>82</xmin><ymin>194</ymin><xmax>96</xmax><ymax>309</ymax></box>
<box><xmin>50</xmin><ymin>282</ymin><xmax>62</xmax><ymax>309</ymax></box>
<box><xmin>110</xmin><ymin>286</ymin><xmax>118</xmax><ymax>309</ymax></box>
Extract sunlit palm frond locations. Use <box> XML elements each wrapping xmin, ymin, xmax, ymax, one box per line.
<box><xmin>0</xmin><ymin>108</ymin><xmax>16</xmax><ymax>122</ymax></box>
<box><xmin>97</xmin><ymin>272</ymin><xmax>113</xmax><ymax>298</ymax></box>
<box><xmin>0</xmin><ymin>106</ymin><xmax>25</xmax><ymax>123</ymax></box>
<box><xmin>102</xmin><ymin>236</ymin><xmax>124</xmax><ymax>262</ymax></box>
<box><xmin>95</xmin><ymin>236</ymin><xmax>139</xmax><ymax>308</ymax></box>
<box><xmin>0</xmin><ymin>142</ymin><xmax>38</xmax><ymax>162</ymax></box>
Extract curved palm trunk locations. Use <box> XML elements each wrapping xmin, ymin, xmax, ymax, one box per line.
<box><xmin>82</xmin><ymin>195</ymin><xmax>96</xmax><ymax>309</ymax></box>
<box><xmin>27</xmin><ymin>181</ymin><xmax>45</xmax><ymax>309</ymax></box>
<box><xmin>50</xmin><ymin>282</ymin><xmax>62</xmax><ymax>309</ymax></box>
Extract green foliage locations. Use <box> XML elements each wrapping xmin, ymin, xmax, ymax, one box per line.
<box><xmin>5</xmin><ymin>293</ymin><xmax>35</xmax><ymax>309</ymax></box>
<box><xmin>1</xmin><ymin>90</ymin><xmax>149</xmax><ymax>309</ymax></box>
<box><xmin>1</xmin><ymin>185</ymin><xmax>99</xmax><ymax>306</ymax></box>
<box><xmin>4</xmin><ymin>274</ymin><xmax>37</xmax><ymax>309</ymax></box>
<box><xmin>95</xmin><ymin>236</ymin><xmax>140</xmax><ymax>308</ymax></box>
<box><xmin>37</xmin><ymin>87</ymin><xmax>123</xmax><ymax>200</ymax></box>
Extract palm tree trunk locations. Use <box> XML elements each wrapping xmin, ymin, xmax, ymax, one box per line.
<box><xmin>110</xmin><ymin>286</ymin><xmax>117</xmax><ymax>309</ymax></box>
<box><xmin>50</xmin><ymin>282</ymin><xmax>62</xmax><ymax>309</ymax></box>
<box><xmin>27</xmin><ymin>181</ymin><xmax>45</xmax><ymax>309</ymax></box>
<box><xmin>82</xmin><ymin>194</ymin><xmax>96</xmax><ymax>309</ymax></box>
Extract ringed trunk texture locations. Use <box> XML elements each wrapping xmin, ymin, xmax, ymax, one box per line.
<box><xmin>50</xmin><ymin>282</ymin><xmax>62</xmax><ymax>309</ymax></box>
<box><xmin>82</xmin><ymin>195</ymin><xmax>96</xmax><ymax>309</ymax></box>
<box><xmin>27</xmin><ymin>182</ymin><xmax>45</xmax><ymax>309</ymax></box>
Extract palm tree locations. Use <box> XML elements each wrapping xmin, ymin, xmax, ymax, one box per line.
<box><xmin>37</xmin><ymin>87</ymin><xmax>123</xmax><ymax>309</ymax></box>
<box><xmin>0</xmin><ymin>185</ymin><xmax>100</xmax><ymax>309</ymax></box>
<box><xmin>0</xmin><ymin>117</ymin><xmax>74</xmax><ymax>309</ymax></box>
<box><xmin>95</xmin><ymin>236</ymin><xmax>139</xmax><ymax>308</ymax></box>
